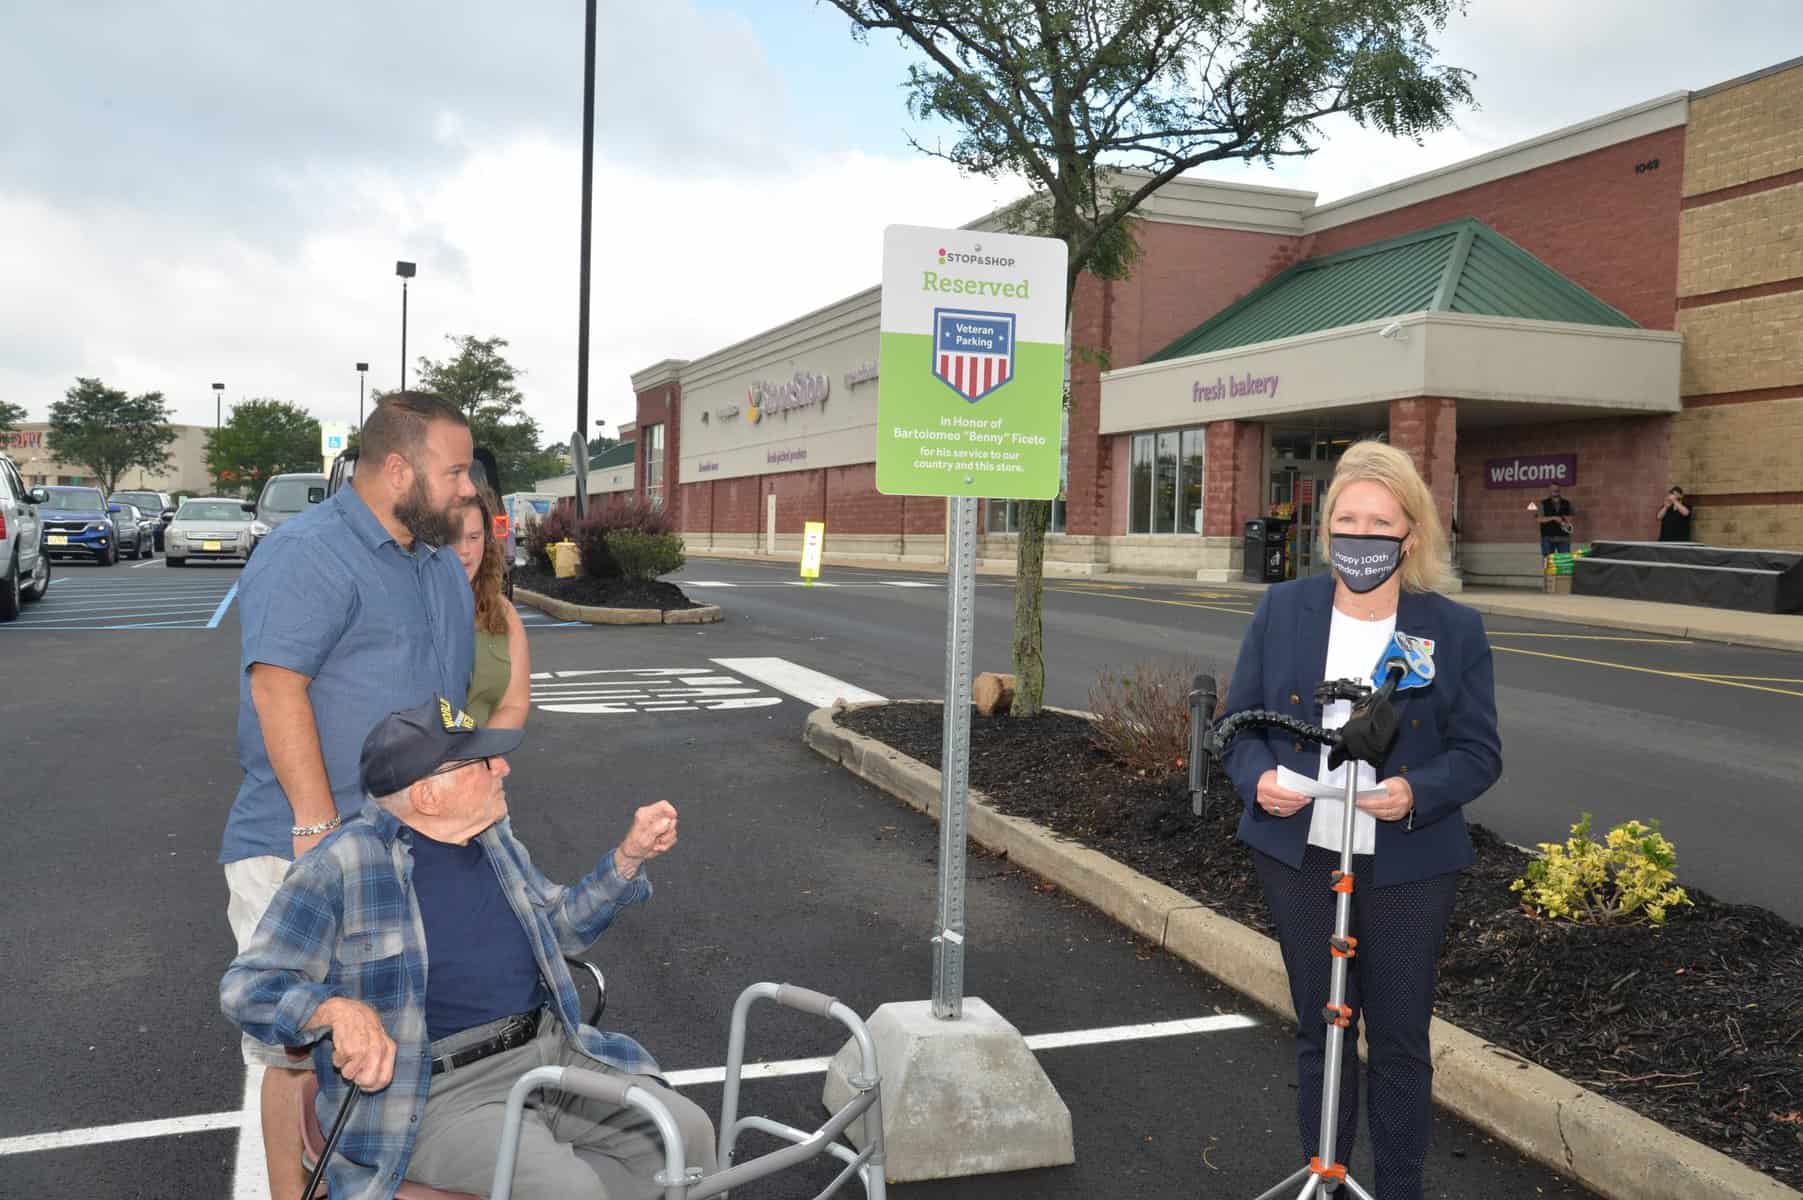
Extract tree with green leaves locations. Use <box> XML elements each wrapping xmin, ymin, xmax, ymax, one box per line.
<box><xmin>828</xmin><ymin>0</ymin><xmax>1474</xmax><ymax>715</ymax></box>
<box><xmin>395</xmin><ymin>335</ymin><xmax>567</xmax><ymax>493</ymax></box>
<box><xmin>0</xmin><ymin>400</ymin><xmax>26</xmax><ymax>435</ymax></box>
<box><xmin>47</xmin><ymin>378</ymin><xmax>178</xmax><ymax>495</ymax></box>
<box><xmin>204</xmin><ymin>399</ymin><xmax>322</xmax><ymax>494</ymax></box>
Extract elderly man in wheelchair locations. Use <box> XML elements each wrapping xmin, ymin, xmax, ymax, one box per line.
<box><xmin>221</xmin><ymin>697</ymin><xmax>715</xmax><ymax>1200</ymax></box>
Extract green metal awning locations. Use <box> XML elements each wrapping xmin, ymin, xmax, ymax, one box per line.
<box><xmin>1147</xmin><ymin>218</ymin><xmax>1638</xmax><ymax>361</ymax></box>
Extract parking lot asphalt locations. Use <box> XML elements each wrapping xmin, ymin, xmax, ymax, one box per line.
<box><xmin>0</xmin><ymin>566</ymin><xmax>1590</xmax><ymax>1199</ymax></box>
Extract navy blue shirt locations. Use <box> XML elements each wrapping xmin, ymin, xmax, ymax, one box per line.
<box><xmin>406</xmin><ymin>830</ymin><xmax>544</xmax><ymax>1041</ymax></box>
<box><xmin>221</xmin><ymin>485</ymin><xmax>475</xmax><ymax>863</ymax></box>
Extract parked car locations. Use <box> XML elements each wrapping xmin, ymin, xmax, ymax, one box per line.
<box><xmin>110</xmin><ymin>489</ymin><xmax>176</xmax><ymax>550</ymax></box>
<box><xmin>111</xmin><ymin>501</ymin><xmax>157</xmax><ymax>559</ymax></box>
<box><xmin>0</xmin><ymin>454</ymin><xmax>52</xmax><ymax>620</ymax></box>
<box><xmin>254</xmin><ymin>473</ymin><xmax>327</xmax><ymax>544</ymax></box>
<box><xmin>38</xmin><ymin>484</ymin><xmax>121</xmax><ymax>565</ymax></box>
<box><xmin>165</xmin><ymin>497</ymin><xmax>258</xmax><ymax>567</ymax></box>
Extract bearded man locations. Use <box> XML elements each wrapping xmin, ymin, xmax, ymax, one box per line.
<box><xmin>219</xmin><ymin>390</ymin><xmax>479</xmax><ymax>1197</ymax></box>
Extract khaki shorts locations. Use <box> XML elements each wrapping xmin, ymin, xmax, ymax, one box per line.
<box><xmin>225</xmin><ymin>855</ymin><xmax>307</xmax><ymax>1069</ymax></box>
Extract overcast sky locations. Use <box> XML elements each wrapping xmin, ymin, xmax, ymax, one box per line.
<box><xmin>3</xmin><ymin>2</ymin><xmax>1798</xmax><ymax>450</ymax></box>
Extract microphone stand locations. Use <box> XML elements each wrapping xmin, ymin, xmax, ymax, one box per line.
<box><xmin>1216</xmin><ymin>664</ymin><xmax>1405</xmax><ymax>1200</ymax></box>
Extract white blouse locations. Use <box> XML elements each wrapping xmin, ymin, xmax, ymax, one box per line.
<box><xmin>1307</xmin><ymin>606</ymin><xmax>1395</xmax><ymax>856</ymax></box>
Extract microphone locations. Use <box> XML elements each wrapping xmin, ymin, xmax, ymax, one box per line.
<box><xmin>1188</xmin><ymin>674</ymin><xmax>1218</xmax><ymax>815</ymax></box>
<box><xmin>1332</xmin><ymin>634</ymin><xmax>1437</xmax><ymax>767</ymax></box>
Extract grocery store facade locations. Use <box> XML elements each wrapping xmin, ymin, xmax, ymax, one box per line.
<box><xmin>625</xmin><ymin>58</ymin><xmax>1803</xmax><ymax>588</ymax></box>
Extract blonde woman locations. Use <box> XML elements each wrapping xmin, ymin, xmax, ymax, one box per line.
<box><xmin>452</xmin><ymin>491</ymin><xmax>531</xmax><ymax>729</ymax></box>
<box><xmin>1220</xmin><ymin>440</ymin><xmax>1501</xmax><ymax>1200</ymax></box>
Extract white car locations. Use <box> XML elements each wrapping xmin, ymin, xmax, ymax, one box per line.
<box><xmin>165</xmin><ymin>497</ymin><xmax>258</xmax><ymax>567</ymax></box>
<box><xmin>0</xmin><ymin>453</ymin><xmax>52</xmax><ymax>619</ymax></box>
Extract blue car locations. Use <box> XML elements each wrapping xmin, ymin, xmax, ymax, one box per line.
<box><xmin>38</xmin><ymin>485</ymin><xmax>122</xmax><ymax>566</ymax></box>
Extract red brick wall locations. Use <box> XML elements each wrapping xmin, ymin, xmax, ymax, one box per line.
<box><xmin>1302</xmin><ymin>128</ymin><xmax>1686</xmax><ymax>330</ymax></box>
<box><xmin>1388</xmin><ymin>398</ymin><xmax>1458</xmax><ymax>533</ymax></box>
<box><xmin>1066</xmin><ymin>273</ymin><xmax>1109</xmax><ymax>537</ymax></box>
<box><xmin>1110</xmin><ymin>221</ymin><xmax>1302</xmax><ymax>367</ymax></box>
<box><xmin>1199</xmin><ymin>420</ymin><xmax>1267</xmax><ymax>537</ymax></box>
<box><xmin>1454</xmin><ymin>416</ymin><xmax>1673</xmax><ymax>544</ymax></box>
<box><xmin>633</xmin><ymin>383</ymin><xmax>681</xmax><ymax>509</ymax></box>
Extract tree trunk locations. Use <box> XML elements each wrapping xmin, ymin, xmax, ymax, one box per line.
<box><xmin>1009</xmin><ymin>498</ymin><xmax>1051</xmax><ymax>716</ymax></box>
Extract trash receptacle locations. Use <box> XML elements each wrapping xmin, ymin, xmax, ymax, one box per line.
<box><xmin>1243</xmin><ymin>518</ymin><xmax>1291</xmax><ymax>583</ymax></box>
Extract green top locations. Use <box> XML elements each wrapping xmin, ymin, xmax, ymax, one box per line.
<box><xmin>1147</xmin><ymin>218</ymin><xmax>1639</xmax><ymax>362</ymax></box>
<box><xmin>466</xmin><ymin>627</ymin><xmax>511</xmax><ymax>727</ymax></box>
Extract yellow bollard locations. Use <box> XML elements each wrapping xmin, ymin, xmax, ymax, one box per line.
<box><xmin>551</xmin><ymin>540</ymin><xmax>581</xmax><ymax>579</ymax></box>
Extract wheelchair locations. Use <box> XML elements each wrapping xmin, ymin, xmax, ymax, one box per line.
<box><xmin>301</xmin><ymin>960</ymin><xmax>887</xmax><ymax>1200</ymax></box>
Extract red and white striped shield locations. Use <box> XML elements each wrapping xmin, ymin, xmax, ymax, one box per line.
<box><xmin>933</xmin><ymin>308</ymin><xmax>1016</xmax><ymax>402</ymax></box>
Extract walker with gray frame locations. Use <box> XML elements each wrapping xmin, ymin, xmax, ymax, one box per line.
<box><xmin>303</xmin><ymin>976</ymin><xmax>886</xmax><ymax>1200</ymax></box>
<box><xmin>1198</xmin><ymin>655</ymin><xmax>1414</xmax><ymax>1200</ymax></box>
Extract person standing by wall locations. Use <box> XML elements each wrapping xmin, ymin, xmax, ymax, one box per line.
<box><xmin>1657</xmin><ymin>485</ymin><xmax>1695</xmax><ymax>542</ymax></box>
<box><xmin>1531</xmin><ymin>484</ymin><xmax>1573</xmax><ymax>559</ymax></box>
<box><xmin>217</xmin><ymin>391</ymin><xmax>477</xmax><ymax>1197</ymax></box>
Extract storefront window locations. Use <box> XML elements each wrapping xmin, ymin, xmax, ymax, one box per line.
<box><xmin>1129</xmin><ymin>434</ymin><xmax>1153</xmax><ymax>532</ymax></box>
<box><xmin>644</xmin><ymin>423</ymin><xmax>665</xmax><ymax>509</ymax></box>
<box><xmin>1129</xmin><ymin>427</ymin><xmax>1206</xmax><ymax>534</ymax></box>
<box><xmin>987</xmin><ymin>498</ymin><xmax>1067</xmax><ymax>534</ymax></box>
<box><xmin>1180</xmin><ymin>429</ymin><xmax>1205</xmax><ymax>534</ymax></box>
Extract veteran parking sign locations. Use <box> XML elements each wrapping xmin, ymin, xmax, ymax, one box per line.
<box><xmin>877</xmin><ymin>225</ymin><xmax>1067</xmax><ymax>498</ymax></box>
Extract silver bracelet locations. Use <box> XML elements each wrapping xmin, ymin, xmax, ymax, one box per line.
<box><xmin>291</xmin><ymin>815</ymin><xmax>344</xmax><ymax>838</ymax></box>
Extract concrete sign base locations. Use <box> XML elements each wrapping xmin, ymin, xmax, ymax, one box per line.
<box><xmin>822</xmin><ymin>997</ymin><xmax>1075</xmax><ymax>1182</ymax></box>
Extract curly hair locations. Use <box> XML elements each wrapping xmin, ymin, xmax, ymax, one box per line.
<box><xmin>469</xmin><ymin>489</ymin><xmax>509</xmax><ymax>636</ymax></box>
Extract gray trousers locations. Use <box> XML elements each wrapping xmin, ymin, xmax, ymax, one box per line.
<box><xmin>405</xmin><ymin>1013</ymin><xmax>717</xmax><ymax>1199</ymax></box>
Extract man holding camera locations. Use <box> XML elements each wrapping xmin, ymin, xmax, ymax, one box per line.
<box><xmin>1531</xmin><ymin>485</ymin><xmax>1574</xmax><ymax>559</ymax></box>
<box><xmin>1658</xmin><ymin>486</ymin><xmax>1695</xmax><ymax>542</ymax></box>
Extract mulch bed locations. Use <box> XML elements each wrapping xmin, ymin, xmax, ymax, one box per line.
<box><xmin>512</xmin><ymin>566</ymin><xmax>698</xmax><ymax>612</ymax></box>
<box><xmin>837</xmin><ymin>702</ymin><xmax>1803</xmax><ymax>1188</ymax></box>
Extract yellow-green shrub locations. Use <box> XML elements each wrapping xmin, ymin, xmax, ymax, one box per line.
<box><xmin>1510</xmin><ymin>813</ymin><xmax>1693</xmax><ymax>925</ymax></box>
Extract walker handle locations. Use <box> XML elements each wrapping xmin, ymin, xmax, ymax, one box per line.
<box><xmin>773</xmin><ymin>984</ymin><xmax>839</xmax><ymax>1019</ymax></box>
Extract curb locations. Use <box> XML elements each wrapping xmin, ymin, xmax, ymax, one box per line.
<box><xmin>804</xmin><ymin>706</ymin><xmax>1799</xmax><ymax>1200</ymax></box>
<box><xmin>514</xmin><ymin>586</ymin><xmax>722</xmax><ymax>626</ymax></box>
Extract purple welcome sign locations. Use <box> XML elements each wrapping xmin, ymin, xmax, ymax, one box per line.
<box><xmin>1484</xmin><ymin>454</ymin><xmax>1577</xmax><ymax>489</ymax></box>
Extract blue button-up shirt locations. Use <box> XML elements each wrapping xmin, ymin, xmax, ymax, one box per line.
<box><xmin>221</xmin><ymin>485</ymin><xmax>475</xmax><ymax>864</ymax></box>
<box><xmin>221</xmin><ymin>805</ymin><xmax>659</xmax><ymax>1200</ymax></box>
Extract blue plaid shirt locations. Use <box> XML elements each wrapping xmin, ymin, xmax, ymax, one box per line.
<box><xmin>220</xmin><ymin>803</ymin><xmax>659</xmax><ymax>1200</ymax></box>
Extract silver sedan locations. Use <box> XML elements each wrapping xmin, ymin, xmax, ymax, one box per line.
<box><xmin>165</xmin><ymin>497</ymin><xmax>259</xmax><ymax>567</ymax></box>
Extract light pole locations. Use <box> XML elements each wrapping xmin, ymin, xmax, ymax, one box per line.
<box><xmin>213</xmin><ymin>381</ymin><xmax>225</xmax><ymax>430</ymax></box>
<box><xmin>576</xmin><ymin>0</ymin><xmax>596</xmax><ymax>445</ymax></box>
<box><xmin>395</xmin><ymin>260</ymin><xmax>417</xmax><ymax>391</ymax></box>
<box><xmin>356</xmin><ymin>362</ymin><xmax>369</xmax><ymax>426</ymax></box>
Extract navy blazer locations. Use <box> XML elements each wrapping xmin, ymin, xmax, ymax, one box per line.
<box><xmin>1221</xmin><ymin>574</ymin><xmax>1502</xmax><ymax>887</ymax></box>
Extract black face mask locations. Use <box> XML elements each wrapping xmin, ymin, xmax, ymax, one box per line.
<box><xmin>1330</xmin><ymin>534</ymin><xmax>1405</xmax><ymax>594</ymax></box>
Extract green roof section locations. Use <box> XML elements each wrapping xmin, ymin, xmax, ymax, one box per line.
<box><xmin>588</xmin><ymin>440</ymin><xmax>635</xmax><ymax>471</ymax></box>
<box><xmin>1147</xmin><ymin>219</ymin><xmax>1638</xmax><ymax>362</ymax></box>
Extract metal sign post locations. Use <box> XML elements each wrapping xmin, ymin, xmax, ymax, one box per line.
<box><xmin>930</xmin><ymin>494</ymin><xmax>979</xmax><ymax>1018</ymax></box>
<box><xmin>828</xmin><ymin>223</ymin><xmax>1074</xmax><ymax>1180</ymax></box>
<box><xmin>571</xmin><ymin>432</ymin><xmax>589</xmax><ymax>520</ymax></box>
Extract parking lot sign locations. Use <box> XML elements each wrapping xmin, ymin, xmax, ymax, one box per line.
<box><xmin>877</xmin><ymin>226</ymin><xmax>1067</xmax><ymax>499</ymax></box>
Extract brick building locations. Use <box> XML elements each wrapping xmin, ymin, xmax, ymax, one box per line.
<box><xmin>624</xmin><ymin>57</ymin><xmax>1803</xmax><ymax>588</ymax></box>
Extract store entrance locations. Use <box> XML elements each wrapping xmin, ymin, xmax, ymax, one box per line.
<box><xmin>1268</xmin><ymin>429</ymin><xmax>1373</xmax><ymax>579</ymax></box>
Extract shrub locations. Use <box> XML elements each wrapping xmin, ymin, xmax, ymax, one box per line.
<box><xmin>524</xmin><ymin>509</ymin><xmax>572</xmax><ymax>573</ymax></box>
<box><xmin>1088</xmin><ymin>659</ymin><xmax>1208</xmax><ymax>779</ymax></box>
<box><xmin>575</xmin><ymin>499</ymin><xmax>678</xmax><ymax>580</ymax></box>
<box><xmin>1510</xmin><ymin>813</ymin><xmax>1693</xmax><ymax>925</ymax></box>
<box><xmin>607</xmin><ymin>530</ymin><xmax>686</xmax><ymax>582</ymax></box>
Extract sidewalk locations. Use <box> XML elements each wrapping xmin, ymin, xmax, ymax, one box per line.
<box><xmin>684</xmin><ymin>547</ymin><xmax>1803</xmax><ymax>653</ymax></box>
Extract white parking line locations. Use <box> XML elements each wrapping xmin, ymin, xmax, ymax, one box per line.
<box><xmin>880</xmin><ymin>581</ymin><xmax>938</xmax><ymax>588</ymax></box>
<box><xmin>680</xmin><ymin>581</ymin><xmax>739</xmax><ymax>587</ymax></box>
<box><xmin>710</xmin><ymin>658</ymin><xmax>886</xmax><ymax>708</ymax></box>
<box><xmin>208</xmin><ymin>582</ymin><xmax>240</xmax><ymax>628</ymax></box>
<box><xmin>130</xmin><ymin>557</ymin><xmax>165</xmax><ymax>568</ymax></box>
<box><xmin>0</xmin><ymin>1013</ymin><xmax>1257</xmax><ymax>1161</ymax></box>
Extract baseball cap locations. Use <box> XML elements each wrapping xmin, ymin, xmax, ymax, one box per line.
<box><xmin>360</xmin><ymin>697</ymin><xmax>524</xmax><ymax>797</ymax></box>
